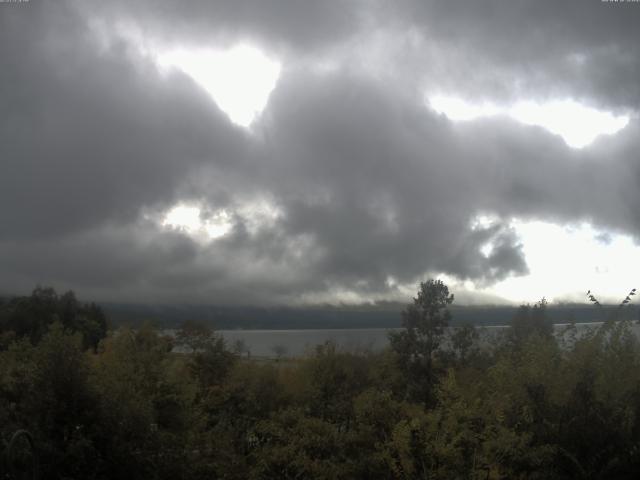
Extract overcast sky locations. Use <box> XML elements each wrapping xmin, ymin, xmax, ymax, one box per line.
<box><xmin>2</xmin><ymin>0</ymin><xmax>640</xmax><ymax>306</ymax></box>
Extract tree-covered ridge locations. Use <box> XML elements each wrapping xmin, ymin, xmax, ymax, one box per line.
<box><xmin>1</xmin><ymin>284</ymin><xmax>640</xmax><ymax>479</ymax></box>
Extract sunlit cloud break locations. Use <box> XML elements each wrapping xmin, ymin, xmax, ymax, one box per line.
<box><xmin>469</xmin><ymin>218</ymin><xmax>640</xmax><ymax>304</ymax></box>
<box><xmin>162</xmin><ymin>204</ymin><xmax>231</xmax><ymax>240</ymax></box>
<box><xmin>157</xmin><ymin>45</ymin><xmax>281</xmax><ymax>127</ymax></box>
<box><xmin>429</xmin><ymin>95</ymin><xmax>629</xmax><ymax>148</ymax></box>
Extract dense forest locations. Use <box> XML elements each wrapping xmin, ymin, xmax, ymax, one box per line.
<box><xmin>2</xmin><ymin>282</ymin><xmax>640</xmax><ymax>479</ymax></box>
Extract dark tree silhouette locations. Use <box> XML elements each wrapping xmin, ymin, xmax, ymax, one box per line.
<box><xmin>389</xmin><ymin>279</ymin><xmax>454</xmax><ymax>405</ymax></box>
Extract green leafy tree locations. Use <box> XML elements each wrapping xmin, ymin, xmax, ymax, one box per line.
<box><xmin>298</xmin><ymin>342</ymin><xmax>370</xmax><ymax>425</ymax></box>
<box><xmin>389</xmin><ymin>279</ymin><xmax>454</xmax><ymax>405</ymax></box>
<box><xmin>176</xmin><ymin>320</ymin><xmax>215</xmax><ymax>353</ymax></box>
<box><xmin>0</xmin><ymin>323</ymin><xmax>101</xmax><ymax>479</ymax></box>
<box><xmin>450</xmin><ymin>324</ymin><xmax>480</xmax><ymax>365</ymax></box>
<box><xmin>508</xmin><ymin>298</ymin><xmax>552</xmax><ymax>347</ymax></box>
<box><xmin>90</xmin><ymin>325</ymin><xmax>195</xmax><ymax>479</ymax></box>
<box><xmin>0</xmin><ymin>287</ymin><xmax>107</xmax><ymax>350</ymax></box>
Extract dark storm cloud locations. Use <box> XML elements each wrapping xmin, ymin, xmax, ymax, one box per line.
<box><xmin>255</xmin><ymin>70</ymin><xmax>532</xmax><ymax>290</ymax></box>
<box><xmin>387</xmin><ymin>0</ymin><xmax>640</xmax><ymax>110</ymax></box>
<box><xmin>247</xmin><ymin>69</ymin><xmax>639</xmax><ymax>297</ymax></box>
<box><xmin>0</xmin><ymin>222</ymin><xmax>198</xmax><ymax>291</ymax></box>
<box><xmin>445</xmin><ymin>222</ymin><xmax>528</xmax><ymax>285</ymax></box>
<box><xmin>2</xmin><ymin>0</ymin><xmax>640</xmax><ymax>304</ymax></box>
<box><xmin>0</xmin><ymin>0</ymin><xmax>252</xmax><ymax>240</ymax></box>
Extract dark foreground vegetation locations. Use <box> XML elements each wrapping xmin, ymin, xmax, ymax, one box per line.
<box><xmin>2</xmin><ymin>282</ymin><xmax>640</xmax><ymax>479</ymax></box>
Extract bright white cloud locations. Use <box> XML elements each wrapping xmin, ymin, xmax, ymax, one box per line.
<box><xmin>157</xmin><ymin>45</ymin><xmax>281</xmax><ymax>127</ymax></box>
<box><xmin>429</xmin><ymin>96</ymin><xmax>502</xmax><ymax>122</ymax></box>
<box><xmin>428</xmin><ymin>95</ymin><xmax>629</xmax><ymax>148</ymax></box>
<box><xmin>162</xmin><ymin>204</ymin><xmax>231</xmax><ymax>240</ymax></box>
<box><xmin>159</xmin><ymin>198</ymin><xmax>282</xmax><ymax>242</ymax></box>
<box><xmin>470</xmin><ymin>214</ymin><xmax>501</xmax><ymax>231</ymax></box>
<box><xmin>476</xmin><ymin>219</ymin><xmax>640</xmax><ymax>304</ymax></box>
<box><xmin>510</xmin><ymin>100</ymin><xmax>629</xmax><ymax>148</ymax></box>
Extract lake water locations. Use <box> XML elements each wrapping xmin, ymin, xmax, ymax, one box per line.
<box><xmin>189</xmin><ymin>322</ymin><xmax>640</xmax><ymax>357</ymax></box>
<box><xmin>218</xmin><ymin>328</ymin><xmax>396</xmax><ymax>357</ymax></box>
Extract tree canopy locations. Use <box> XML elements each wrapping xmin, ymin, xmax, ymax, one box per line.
<box><xmin>2</xmin><ymin>282</ymin><xmax>640</xmax><ymax>479</ymax></box>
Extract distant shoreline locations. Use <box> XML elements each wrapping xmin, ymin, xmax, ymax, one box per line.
<box><xmin>104</xmin><ymin>302</ymin><xmax>633</xmax><ymax>330</ymax></box>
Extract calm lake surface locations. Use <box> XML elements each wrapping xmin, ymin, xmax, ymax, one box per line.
<box><xmin>174</xmin><ymin>322</ymin><xmax>640</xmax><ymax>357</ymax></box>
<box><xmin>218</xmin><ymin>328</ymin><xmax>395</xmax><ymax>357</ymax></box>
